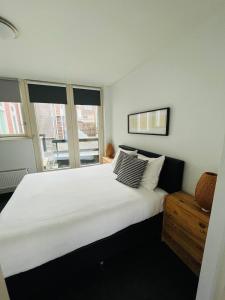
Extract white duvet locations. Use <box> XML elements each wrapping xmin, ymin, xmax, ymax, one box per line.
<box><xmin>0</xmin><ymin>164</ymin><xmax>166</xmax><ymax>278</ymax></box>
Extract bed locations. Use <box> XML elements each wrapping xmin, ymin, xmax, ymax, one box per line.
<box><xmin>1</xmin><ymin>145</ymin><xmax>184</xmax><ymax>298</ymax></box>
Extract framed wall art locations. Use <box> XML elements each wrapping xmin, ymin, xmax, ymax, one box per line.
<box><xmin>128</xmin><ymin>107</ymin><xmax>170</xmax><ymax>136</ymax></box>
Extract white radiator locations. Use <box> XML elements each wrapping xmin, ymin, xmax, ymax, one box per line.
<box><xmin>0</xmin><ymin>169</ymin><xmax>28</xmax><ymax>193</ymax></box>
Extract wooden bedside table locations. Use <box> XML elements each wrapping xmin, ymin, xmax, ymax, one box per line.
<box><xmin>162</xmin><ymin>191</ymin><xmax>210</xmax><ymax>275</ymax></box>
<box><xmin>102</xmin><ymin>156</ymin><xmax>113</xmax><ymax>164</ymax></box>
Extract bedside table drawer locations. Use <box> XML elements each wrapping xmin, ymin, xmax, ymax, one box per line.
<box><xmin>165</xmin><ymin>201</ymin><xmax>208</xmax><ymax>242</ymax></box>
<box><xmin>163</xmin><ymin>216</ymin><xmax>204</xmax><ymax>264</ymax></box>
<box><xmin>162</xmin><ymin>192</ymin><xmax>210</xmax><ymax>275</ymax></box>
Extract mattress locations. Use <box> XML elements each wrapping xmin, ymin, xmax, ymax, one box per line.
<box><xmin>0</xmin><ymin>164</ymin><xmax>166</xmax><ymax>278</ymax></box>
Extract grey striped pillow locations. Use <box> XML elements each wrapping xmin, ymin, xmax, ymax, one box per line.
<box><xmin>116</xmin><ymin>155</ymin><xmax>148</xmax><ymax>188</ymax></box>
<box><xmin>113</xmin><ymin>151</ymin><xmax>137</xmax><ymax>175</ymax></box>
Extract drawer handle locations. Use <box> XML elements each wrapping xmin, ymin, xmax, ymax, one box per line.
<box><xmin>199</xmin><ymin>222</ymin><xmax>206</xmax><ymax>229</ymax></box>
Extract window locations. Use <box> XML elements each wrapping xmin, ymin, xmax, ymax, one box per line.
<box><xmin>0</xmin><ymin>79</ymin><xmax>104</xmax><ymax>171</ymax></box>
<box><xmin>0</xmin><ymin>79</ymin><xmax>25</xmax><ymax>136</ymax></box>
<box><xmin>0</xmin><ymin>103</ymin><xmax>8</xmax><ymax>133</ymax></box>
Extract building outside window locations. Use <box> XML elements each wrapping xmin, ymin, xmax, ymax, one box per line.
<box><xmin>0</xmin><ymin>102</ymin><xmax>24</xmax><ymax>135</ymax></box>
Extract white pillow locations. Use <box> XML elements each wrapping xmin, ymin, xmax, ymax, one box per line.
<box><xmin>112</xmin><ymin>149</ymin><xmax>138</xmax><ymax>167</ymax></box>
<box><xmin>138</xmin><ymin>154</ymin><xmax>165</xmax><ymax>191</ymax></box>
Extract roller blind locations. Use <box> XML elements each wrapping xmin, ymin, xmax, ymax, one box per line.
<box><xmin>28</xmin><ymin>84</ymin><xmax>67</xmax><ymax>104</ymax></box>
<box><xmin>0</xmin><ymin>79</ymin><xmax>21</xmax><ymax>102</ymax></box>
<box><xmin>73</xmin><ymin>88</ymin><xmax>101</xmax><ymax>106</ymax></box>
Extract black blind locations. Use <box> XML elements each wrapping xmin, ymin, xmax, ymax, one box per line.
<box><xmin>0</xmin><ymin>79</ymin><xmax>21</xmax><ymax>102</ymax></box>
<box><xmin>73</xmin><ymin>88</ymin><xmax>101</xmax><ymax>106</ymax></box>
<box><xmin>28</xmin><ymin>84</ymin><xmax>67</xmax><ymax>104</ymax></box>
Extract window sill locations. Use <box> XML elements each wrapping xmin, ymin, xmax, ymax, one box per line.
<box><xmin>0</xmin><ymin>136</ymin><xmax>32</xmax><ymax>141</ymax></box>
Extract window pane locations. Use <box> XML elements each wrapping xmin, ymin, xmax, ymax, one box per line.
<box><xmin>0</xmin><ymin>102</ymin><xmax>24</xmax><ymax>135</ymax></box>
<box><xmin>76</xmin><ymin>105</ymin><xmax>99</xmax><ymax>166</ymax></box>
<box><xmin>34</xmin><ymin>103</ymin><xmax>69</xmax><ymax>171</ymax></box>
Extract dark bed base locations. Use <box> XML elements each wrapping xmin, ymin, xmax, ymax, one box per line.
<box><xmin>6</xmin><ymin>213</ymin><xmax>163</xmax><ymax>299</ymax></box>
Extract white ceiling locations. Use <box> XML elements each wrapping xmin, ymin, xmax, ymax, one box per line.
<box><xmin>0</xmin><ymin>0</ymin><xmax>222</xmax><ymax>86</ymax></box>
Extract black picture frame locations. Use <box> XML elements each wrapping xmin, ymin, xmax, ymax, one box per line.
<box><xmin>128</xmin><ymin>107</ymin><xmax>170</xmax><ymax>136</ymax></box>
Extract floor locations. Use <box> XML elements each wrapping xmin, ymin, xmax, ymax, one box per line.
<box><xmin>1</xmin><ymin>193</ymin><xmax>198</xmax><ymax>300</ymax></box>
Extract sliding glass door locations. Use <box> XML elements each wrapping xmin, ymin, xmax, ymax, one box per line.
<box><xmin>27</xmin><ymin>82</ymin><xmax>102</xmax><ymax>171</ymax></box>
<box><xmin>76</xmin><ymin>105</ymin><xmax>99</xmax><ymax>166</ymax></box>
<box><xmin>28</xmin><ymin>83</ymin><xmax>70</xmax><ymax>171</ymax></box>
<box><xmin>34</xmin><ymin>103</ymin><xmax>69</xmax><ymax>170</ymax></box>
<box><xmin>73</xmin><ymin>87</ymin><xmax>101</xmax><ymax>167</ymax></box>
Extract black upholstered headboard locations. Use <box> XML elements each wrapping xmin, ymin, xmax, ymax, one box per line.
<box><xmin>119</xmin><ymin>145</ymin><xmax>185</xmax><ymax>193</ymax></box>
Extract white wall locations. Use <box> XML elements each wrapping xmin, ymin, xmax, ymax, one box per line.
<box><xmin>0</xmin><ymin>139</ymin><xmax>36</xmax><ymax>173</ymax></box>
<box><xmin>108</xmin><ymin>6</ymin><xmax>225</xmax><ymax>193</ymax></box>
<box><xmin>196</xmin><ymin>135</ymin><xmax>225</xmax><ymax>300</ymax></box>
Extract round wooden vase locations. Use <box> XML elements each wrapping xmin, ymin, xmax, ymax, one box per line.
<box><xmin>195</xmin><ymin>172</ymin><xmax>217</xmax><ymax>212</ymax></box>
<box><xmin>105</xmin><ymin>143</ymin><xmax>115</xmax><ymax>158</ymax></box>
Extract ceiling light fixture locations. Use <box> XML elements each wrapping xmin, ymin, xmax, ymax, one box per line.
<box><xmin>0</xmin><ymin>17</ymin><xmax>18</xmax><ymax>39</ymax></box>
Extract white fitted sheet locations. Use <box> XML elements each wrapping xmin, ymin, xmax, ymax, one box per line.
<box><xmin>0</xmin><ymin>164</ymin><xmax>166</xmax><ymax>278</ymax></box>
